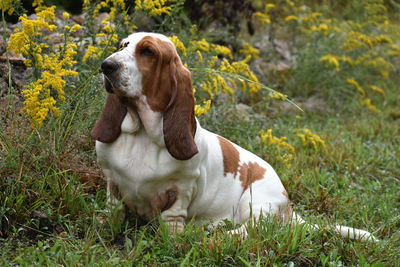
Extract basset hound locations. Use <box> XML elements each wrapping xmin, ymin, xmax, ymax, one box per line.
<box><xmin>91</xmin><ymin>32</ymin><xmax>376</xmax><ymax>241</ymax></box>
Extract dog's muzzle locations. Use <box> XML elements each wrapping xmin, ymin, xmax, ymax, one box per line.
<box><xmin>101</xmin><ymin>59</ymin><xmax>120</xmax><ymax>93</ymax></box>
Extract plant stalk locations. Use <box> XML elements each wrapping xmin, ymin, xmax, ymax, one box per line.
<box><xmin>1</xmin><ymin>2</ymin><xmax>14</xmax><ymax>93</ymax></box>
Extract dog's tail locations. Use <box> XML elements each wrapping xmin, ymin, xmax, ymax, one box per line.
<box><xmin>292</xmin><ymin>212</ymin><xmax>378</xmax><ymax>242</ymax></box>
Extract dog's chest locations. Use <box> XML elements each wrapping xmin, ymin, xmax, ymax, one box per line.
<box><xmin>96</xmin><ymin>125</ymin><xmax>199</xmax><ymax>218</ymax></box>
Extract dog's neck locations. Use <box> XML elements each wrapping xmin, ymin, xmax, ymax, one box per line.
<box><xmin>123</xmin><ymin>94</ymin><xmax>165</xmax><ymax>147</ymax></box>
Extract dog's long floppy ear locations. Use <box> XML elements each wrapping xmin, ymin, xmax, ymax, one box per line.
<box><xmin>163</xmin><ymin>56</ymin><xmax>198</xmax><ymax>160</ymax></box>
<box><xmin>90</xmin><ymin>94</ymin><xmax>127</xmax><ymax>143</ymax></box>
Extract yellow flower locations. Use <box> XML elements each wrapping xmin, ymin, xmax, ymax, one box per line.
<box><xmin>62</xmin><ymin>11</ymin><xmax>70</xmax><ymax>20</ymax></box>
<box><xmin>33</xmin><ymin>0</ymin><xmax>44</xmax><ymax>8</ymax></box>
<box><xmin>196</xmin><ymin>50</ymin><xmax>203</xmax><ymax>63</ymax></box>
<box><xmin>253</xmin><ymin>12</ymin><xmax>271</xmax><ymax>24</ymax></box>
<box><xmin>169</xmin><ymin>35</ymin><xmax>187</xmax><ymax>57</ymax></box>
<box><xmin>8</xmin><ymin>3</ymin><xmax>78</xmax><ymax>128</ymax></box>
<box><xmin>320</xmin><ymin>54</ymin><xmax>340</xmax><ymax>71</ymax></box>
<box><xmin>284</xmin><ymin>15</ymin><xmax>298</xmax><ymax>22</ymax></box>
<box><xmin>319</xmin><ymin>24</ymin><xmax>328</xmax><ymax>31</ymax></box>
<box><xmin>135</xmin><ymin>0</ymin><xmax>142</xmax><ymax>9</ymax></box>
<box><xmin>303</xmin><ymin>12</ymin><xmax>322</xmax><ymax>23</ymax></box>
<box><xmin>286</xmin><ymin>0</ymin><xmax>295</xmax><ymax>7</ymax></box>
<box><xmin>135</xmin><ymin>0</ymin><xmax>172</xmax><ymax>16</ymax></box>
<box><xmin>297</xmin><ymin>129</ymin><xmax>325</xmax><ymax>149</ymax></box>
<box><xmin>371</xmin><ymin>35</ymin><xmax>392</xmax><ymax>45</ymax></box>
<box><xmin>103</xmin><ymin>25</ymin><xmax>113</xmax><ymax>33</ymax></box>
<box><xmin>201</xmin><ymin>81</ymin><xmax>213</xmax><ymax>99</ymax></box>
<box><xmin>220</xmin><ymin>57</ymin><xmax>261</xmax><ymax>93</ymax></box>
<box><xmin>1</xmin><ymin>0</ymin><xmax>15</xmax><ymax>15</ymax></box>
<box><xmin>70</xmin><ymin>24</ymin><xmax>82</xmax><ymax>33</ymax></box>
<box><xmin>310</xmin><ymin>23</ymin><xmax>330</xmax><ymax>36</ymax></box>
<box><xmin>360</xmin><ymin>98</ymin><xmax>380</xmax><ymax>113</ymax></box>
<box><xmin>387</xmin><ymin>44</ymin><xmax>400</xmax><ymax>57</ymax></box>
<box><xmin>347</xmin><ymin>78</ymin><xmax>365</xmax><ymax>96</ymax></box>
<box><xmin>265</xmin><ymin>3</ymin><xmax>275</xmax><ymax>10</ymax></box>
<box><xmin>90</xmin><ymin>0</ymin><xmax>130</xmax><ymax>27</ymax></box>
<box><xmin>83</xmin><ymin>45</ymin><xmax>102</xmax><ymax>62</ymax></box>
<box><xmin>194</xmin><ymin>100</ymin><xmax>211</xmax><ymax>117</ymax></box>
<box><xmin>260</xmin><ymin>129</ymin><xmax>295</xmax><ymax>167</ymax></box>
<box><xmin>239</xmin><ymin>42</ymin><xmax>259</xmax><ymax>60</ymax></box>
<box><xmin>208</xmin><ymin>56</ymin><xmax>218</xmax><ymax>67</ymax></box>
<box><xmin>191</xmin><ymin>38</ymin><xmax>210</xmax><ymax>52</ymax></box>
<box><xmin>362</xmin><ymin>57</ymin><xmax>393</xmax><ymax>78</ymax></box>
<box><xmin>220</xmin><ymin>59</ymin><xmax>236</xmax><ymax>73</ymax></box>
<box><xmin>369</xmin><ymin>85</ymin><xmax>385</xmax><ymax>96</ymax></box>
<box><xmin>213</xmin><ymin>44</ymin><xmax>232</xmax><ymax>59</ymax></box>
<box><xmin>339</xmin><ymin>56</ymin><xmax>354</xmax><ymax>66</ymax></box>
<box><xmin>269</xmin><ymin>92</ymin><xmax>288</xmax><ymax>101</ymax></box>
<box><xmin>342</xmin><ymin>31</ymin><xmax>373</xmax><ymax>51</ymax></box>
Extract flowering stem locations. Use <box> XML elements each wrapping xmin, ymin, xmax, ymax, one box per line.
<box><xmin>1</xmin><ymin>1</ymin><xmax>17</xmax><ymax>139</ymax></box>
<box><xmin>1</xmin><ymin>1</ymin><xmax>14</xmax><ymax>93</ymax></box>
<box><xmin>189</xmin><ymin>67</ymin><xmax>304</xmax><ymax>112</ymax></box>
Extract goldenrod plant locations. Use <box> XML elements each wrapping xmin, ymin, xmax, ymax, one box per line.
<box><xmin>0</xmin><ymin>0</ymin><xmax>16</xmax><ymax>15</ymax></box>
<box><xmin>253</xmin><ymin>0</ymin><xmax>397</xmax><ymax>113</ymax></box>
<box><xmin>8</xmin><ymin>1</ymin><xmax>79</xmax><ymax>127</ymax></box>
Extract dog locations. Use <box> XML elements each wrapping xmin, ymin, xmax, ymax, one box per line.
<box><xmin>90</xmin><ymin>32</ymin><xmax>376</xmax><ymax>241</ymax></box>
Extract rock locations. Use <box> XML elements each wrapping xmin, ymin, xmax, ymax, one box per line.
<box><xmin>281</xmin><ymin>95</ymin><xmax>328</xmax><ymax>113</ymax></box>
<box><xmin>32</xmin><ymin>210</ymin><xmax>49</xmax><ymax>220</ymax></box>
<box><xmin>0</xmin><ymin>60</ymin><xmax>30</xmax><ymax>92</ymax></box>
<box><xmin>236</xmin><ymin>103</ymin><xmax>251</xmax><ymax>112</ymax></box>
<box><xmin>28</xmin><ymin>13</ymin><xmax>38</xmax><ymax>20</ymax></box>
<box><xmin>95</xmin><ymin>12</ymin><xmax>109</xmax><ymax>26</ymax></box>
<box><xmin>72</xmin><ymin>14</ymin><xmax>85</xmax><ymax>25</ymax></box>
<box><xmin>0</xmin><ymin>52</ymin><xmax>26</xmax><ymax>64</ymax></box>
<box><xmin>0</xmin><ymin>36</ymin><xmax>5</xmax><ymax>56</ymax></box>
<box><xmin>0</xmin><ymin>79</ymin><xmax>8</xmax><ymax>96</ymax></box>
<box><xmin>49</xmin><ymin>32</ymin><xmax>63</xmax><ymax>44</ymax></box>
<box><xmin>54</xmin><ymin>9</ymin><xmax>68</xmax><ymax>29</ymax></box>
<box><xmin>3</xmin><ymin>22</ymin><xmax>14</xmax><ymax>37</ymax></box>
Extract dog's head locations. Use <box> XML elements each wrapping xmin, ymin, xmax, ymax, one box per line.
<box><xmin>91</xmin><ymin>32</ymin><xmax>198</xmax><ymax>160</ymax></box>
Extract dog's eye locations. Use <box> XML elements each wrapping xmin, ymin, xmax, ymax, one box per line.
<box><xmin>140</xmin><ymin>48</ymin><xmax>154</xmax><ymax>57</ymax></box>
<box><xmin>119</xmin><ymin>42</ymin><xmax>129</xmax><ymax>50</ymax></box>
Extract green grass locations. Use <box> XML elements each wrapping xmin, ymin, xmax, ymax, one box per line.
<box><xmin>1</xmin><ymin>85</ymin><xmax>399</xmax><ymax>265</ymax></box>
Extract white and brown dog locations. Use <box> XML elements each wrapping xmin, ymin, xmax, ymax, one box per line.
<box><xmin>91</xmin><ymin>32</ymin><xmax>376</xmax><ymax>241</ymax></box>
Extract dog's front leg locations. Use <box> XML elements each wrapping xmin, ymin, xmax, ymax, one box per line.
<box><xmin>159</xmin><ymin>184</ymin><xmax>193</xmax><ymax>234</ymax></box>
<box><xmin>106</xmin><ymin>178</ymin><xmax>126</xmax><ymax>224</ymax></box>
<box><xmin>100</xmin><ymin>169</ymin><xmax>126</xmax><ymax>234</ymax></box>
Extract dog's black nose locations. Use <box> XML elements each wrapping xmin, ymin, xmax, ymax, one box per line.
<box><xmin>101</xmin><ymin>60</ymin><xmax>119</xmax><ymax>75</ymax></box>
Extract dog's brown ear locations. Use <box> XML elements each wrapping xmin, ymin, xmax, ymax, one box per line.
<box><xmin>90</xmin><ymin>94</ymin><xmax>127</xmax><ymax>143</ymax></box>
<box><xmin>135</xmin><ymin>36</ymin><xmax>198</xmax><ymax>160</ymax></box>
<box><xmin>163</xmin><ymin>57</ymin><xmax>198</xmax><ymax>160</ymax></box>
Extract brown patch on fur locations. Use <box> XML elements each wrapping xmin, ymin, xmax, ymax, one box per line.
<box><xmin>154</xmin><ymin>185</ymin><xmax>179</xmax><ymax>213</ymax></box>
<box><xmin>217</xmin><ymin>136</ymin><xmax>240</xmax><ymax>176</ymax></box>
<box><xmin>284</xmin><ymin>202</ymin><xmax>293</xmax><ymax>222</ymax></box>
<box><xmin>135</xmin><ymin>36</ymin><xmax>197</xmax><ymax>160</ymax></box>
<box><xmin>238</xmin><ymin>161</ymin><xmax>266</xmax><ymax>190</ymax></box>
<box><xmin>90</xmin><ymin>94</ymin><xmax>127</xmax><ymax>143</ymax></box>
<box><xmin>108</xmin><ymin>180</ymin><xmax>122</xmax><ymax>201</ymax></box>
<box><xmin>281</xmin><ymin>190</ymin><xmax>293</xmax><ymax>222</ymax></box>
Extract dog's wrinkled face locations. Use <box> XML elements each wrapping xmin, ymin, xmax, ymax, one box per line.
<box><xmin>101</xmin><ymin>32</ymin><xmax>174</xmax><ymax>99</ymax></box>
<box><xmin>95</xmin><ymin>32</ymin><xmax>198</xmax><ymax>160</ymax></box>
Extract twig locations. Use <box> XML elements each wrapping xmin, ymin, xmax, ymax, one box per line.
<box><xmin>189</xmin><ymin>67</ymin><xmax>304</xmax><ymax>112</ymax></box>
<box><xmin>1</xmin><ymin>3</ymin><xmax>14</xmax><ymax>93</ymax></box>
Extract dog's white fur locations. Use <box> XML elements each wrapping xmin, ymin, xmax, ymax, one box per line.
<box><xmin>91</xmin><ymin>32</ymin><xmax>376</xmax><ymax>241</ymax></box>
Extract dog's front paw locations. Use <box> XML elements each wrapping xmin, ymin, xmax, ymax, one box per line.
<box><xmin>227</xmin><ymin>224</ymin><xmax>248</xmax><ymax>239</ymax></box>
<box><xmin>164</xmin><ymin>217</ymin><xmax>184</xmax><ymax>234</ymax></box>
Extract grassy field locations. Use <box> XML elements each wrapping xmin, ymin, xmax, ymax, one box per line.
<box><xmin>1</xmin><ymin>0</ymin><xmax>400</xmax><ymax>265</ymax></box>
